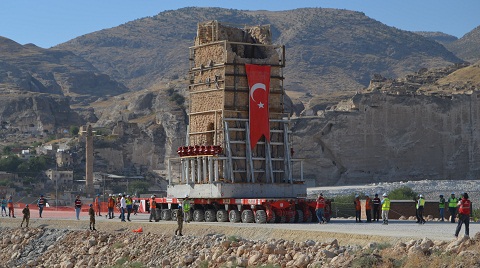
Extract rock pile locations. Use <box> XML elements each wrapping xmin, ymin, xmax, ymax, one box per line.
<box><xmin>0</xmin><ymin>227</ymin><xmax>479</xmax><ymax>267</ymax></box>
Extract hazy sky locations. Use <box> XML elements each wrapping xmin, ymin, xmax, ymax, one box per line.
<box><xmin>1</xmin><ymin>0</ymin><xmax>479</xmax><ymax>48</ymax></box>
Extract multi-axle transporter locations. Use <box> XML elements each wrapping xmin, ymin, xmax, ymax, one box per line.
<box><xmin>151</xmin><ymin>21</ymin><xmax>331</xmax><ymax>224</ymax></box>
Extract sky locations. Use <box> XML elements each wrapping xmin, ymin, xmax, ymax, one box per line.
<box><xmin>0</xmin><ymin>0</ymin><xmax>479</xmax><ymax>49</ymax></box>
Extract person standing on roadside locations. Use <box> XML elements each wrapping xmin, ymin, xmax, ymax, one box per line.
<box><xmin>89</xmin><ymin>204</ymin><xmax>97</xmax><ymax>231</ymax></box>
<box><xmin>7</xmin><ymin>195</ymin><xmax>15</xmax><ymax>218</ymax></box>
<box><xmin>37</xmin><ymin>194</ymin><xmax>46</xmax><ymax>218</ymax></box>
<box><xmin>455</xmin><ymin>192</ymin><xmax>471</xmax><ymax>238</ymax></box>
<box><xmin>448</xmin><ymin>193</ymin><xmax>458</xmax><ymax>223</ymax></box>
<box><xmin>372</xmin><ymin>193</ymin><xmax>381</xmax><ymax>222</ymax></box>
<box><xmin>417</xmin><ymin>194</ymin><xmax>426</xmax><ymax>224</ymax></box>
<box><xmin>74</xmin><ymin>195</ymin><xmax>82</xmax><ymax>220</ymax></box>
<box><xmin>315</xmin><ymin>193</ymin><xmax>326</xmax><ymax>224</ymax></box>
<box><xmin>381</xmin><ymin>193</ymin><xmax>390</xmax><ymax>225</ymax></box>
<box><xmin>94</xmin><ymin>194</ymin><xmax>102</xmax><ymax>216</ymax></box>
<box><xmin>107</xmin><ymin>194</ymin><xmax>115</xmax><ymax>219</ymax></box>
<box><xmin>149</xmin><ymin>195</ymin><xmax>156</xmax><ymax>222</ymax></box>
<box><xmin>175</xmin><ymin>205</ymin><xmax>184</xmax><ymax>236</ymax></box>
<box><xmin>365</xmin><ymin>194</ymin><xmax>372</xmax><ymax>223</ymax></box>
<box><xmin>182</xmin><ymin>195</ymin><xmax>191</xmax><ymax>223</ymax></box>
<box><xmin>21</xmin><ymin>204</ymin><xmax>30</xmax><ymax>227</ymax></box>
<box><xmin>354</xmin><ymin>195</ymin><xmax>362</xmax><ymax>223</ymax></box>
<box><xmin>1</xmin><ymin>196</ymin><xmax>7</xmax><ymax>217</ymax></box>
<box><xmin>126</xmin><ymin>195</ymin><xmax>133</xmax><ymax>221</ymax></box>
<box><xmin>120</xmin><ymin>194</ymin><xmax>126</xmax><ymax>222</ymax></box>
<box><xmin>439</xmin><ymin>194</ymin><xmax>446</xmax><ymax>222</ymax></box>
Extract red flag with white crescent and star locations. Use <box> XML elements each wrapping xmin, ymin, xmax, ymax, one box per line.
<box><xmin>246</xmin><ymin>64</ymin><xmax>271</xmax><ymax>149</ymax></box>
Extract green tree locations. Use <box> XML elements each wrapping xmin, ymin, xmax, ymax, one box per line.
<box><xmin>69</xmin><ymin>125</ymin><xmax>80</xmax><ymax>136</ymax></box>
<box><xmin>0</xmin><ymin>155</ymin><xmax>22</xmax><ymax>172</ymax></box>
<box><xmin>388</xmin><ymin>186</ymin><xmax>418</xmax><ymax>200</ymax></box>
<box><xmin>2</xmin><ymin>146</ymin><xmax>12</xmax><ymax>155</ymax></box>
<box><xmin>129</xmin><ymin>181</ymin><xmax>150</xmax><ymax>195</ymax></box>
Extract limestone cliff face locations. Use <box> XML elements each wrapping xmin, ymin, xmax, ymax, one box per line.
<box><xmin>90</xmin><ymin>84</ymin><xmax>187</xmax><ymax>176</ymax></box>
<box><xmin>0</xmin><ymin>92</ymin><xmax>84</xmax><ymax>133</ymax></box>
<box><xmin>293</xmin><ymin>92</ymin><xmax>480</xmax><ymax>186</ymax></box>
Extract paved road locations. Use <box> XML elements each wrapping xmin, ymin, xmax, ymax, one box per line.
<box><xmin>3</xmin><ymin>209</ymin><xmax>477</xmax><ymax>243</ymax></box>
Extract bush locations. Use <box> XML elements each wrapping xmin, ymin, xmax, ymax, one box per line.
<box><xmin>388</xmin><ymin>186</ymin><xmax>418</xmax><ymax>200</ymax></box>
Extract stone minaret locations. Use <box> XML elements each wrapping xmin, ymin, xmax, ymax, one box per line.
<box><xmin>85</xmin><ymin>124</ymin><xmax>94</xmax><ymax>196</ymax></box>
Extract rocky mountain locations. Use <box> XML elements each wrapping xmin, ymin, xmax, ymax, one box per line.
<box><xmin>446</xmin><ymin>25</ymin><xmax>480</xmax><ymax>63</ymax></box>
<box><xmin>55</xmin><ymin>7</ymin><xmax>462</xmax><ymax>108</ymax></box>
<box><xmin>414</xmin><ymin>31</ymin><xmax>458</xmax><ymax>46</ymax></box>
<box><xmin>0</xmin><ymin>36</ymin><xmax>128</xmax><ymax>103</ymax></box>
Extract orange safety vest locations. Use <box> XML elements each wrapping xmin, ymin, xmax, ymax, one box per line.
<box><xmin>151</xmin><ymin>198</ymin><xmax>156</xmax><ymax>208</ymax></box>
<box><xmin>355</xmin><ymin>199</ymin><xmax>361</xmax><ymax>211</ymax></box>
<box><xmin>108</xmin><ymin>198</ymin><xmax>115</xmax><ymax>208</ymax></box>
<box><xmin>316</xmin><ymin>197</ymin><xmax>325</xmax><ymax>209</ymax></box>
<box><xmin>459</xmin><ymin>199</ymin><xmax>471</xmax><ymax>215</ymax></box>
<box><xmin>365</xmin><ymin>197</ymin><xmax>372</xmax><ymax>210</ymax></box>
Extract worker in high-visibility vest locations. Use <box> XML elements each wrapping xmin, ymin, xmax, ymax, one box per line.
<box><xmin>448</xmin><ymin>193</ymin><xmax>458</xmax><ymax>223</ymax></box>
<box><xmin>438</xmin><ymin>194</ymin><xmax>446</xmax><ymax>222</ymax></box>
<box><xmin>417</xmin><ymin>194</ymin><xmax>426</xmax><ymax>224</ymax></box>
<box><xmin>381</xmin><ymin>193</ymin><xmax>390</xmax><ymax>225</ymax></box>
<box><xmin>455</xmin><ymin>192</ymin><xmax>471</xmax><ymax>238</ymax></box>
<box><xmin>182</xmin><ymin>195</ymin><xmax>191</xmax><ymax>223</ymax></box>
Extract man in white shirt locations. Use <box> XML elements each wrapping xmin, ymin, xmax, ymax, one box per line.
<box><xmin>120</xmin><ymin>194</ymin><xmax>126</xmax><ymax>222</ymax></box>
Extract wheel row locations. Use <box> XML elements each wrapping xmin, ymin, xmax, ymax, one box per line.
<box><xmin>154</xmin><ymin>208</ymin><xmax>318</xmax><ymax>223</ymax></box>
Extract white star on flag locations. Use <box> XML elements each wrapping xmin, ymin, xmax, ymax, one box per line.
<box><xmin>257</xmin><ymin>102</ymin><xmax>264</xmax><ymax>108</ymax></box>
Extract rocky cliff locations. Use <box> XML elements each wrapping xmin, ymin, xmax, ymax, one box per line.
<box><xmin>293</xmin><ymin>63</ymin><xmax>480</xmax><ymax>186</ymax></box>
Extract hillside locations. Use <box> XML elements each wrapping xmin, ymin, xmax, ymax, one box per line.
<box><xmin>414</xmin><ymin>31</ymin><xmax>458</xmax><ymax>46</ymax></box>
<box><xmin>446</xmin><ymin>25</ymin><xmax>480</xmax><ymax>63</ymax></box>
<box><xmin>0</xmin><ymin>36</ymin><xmax>128</xmax><ymax>104</ymax></box>
<box><xmin>55</xmin><ymin>7</ymin><xmax>462</xmax><ymax>108</ymax></box>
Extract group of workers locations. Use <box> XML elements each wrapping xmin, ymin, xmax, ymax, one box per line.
<box><xmin>350</xmin><ymin>193</ymin><xmax>391</xmax><ymax>224</ymax></box>
<box><xmin>317</xmin><ymin>191</ymin><xmax>472</xmax><ymax>238</ymax></box>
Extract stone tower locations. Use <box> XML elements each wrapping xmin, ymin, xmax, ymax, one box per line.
<box><xmin>85</xmin><ymin>124</ymin><xmax>94</xmax><ymax>196</ymax></box>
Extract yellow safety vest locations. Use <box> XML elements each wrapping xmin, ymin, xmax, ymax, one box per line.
<box><xmin>419</xmin><ymin>198</ymin><xmax>425</xmax><ymax>207</ymax></box>
<box><xmin>448</xmin><ymin>197</ymin><xmax>458</xmax><ymax>208</ymax></box>
<box><xmin>382</xmin><ymin>198</ymin><xmax>390</xmax><ymax>210</ymax></box>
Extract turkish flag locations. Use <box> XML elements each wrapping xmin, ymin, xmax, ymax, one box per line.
<box><xmin>246</xmin><ymin>64</ymin><xmax>271</xmax><ymax>149</ymax></box>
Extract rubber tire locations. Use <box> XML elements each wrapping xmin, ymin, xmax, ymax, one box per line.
<box><xmin>304</xmin><ymin>210</ymin><xmax>312</xmax><ymax>223</ymax></box>
<box><xmin>205</xmin><ymin>209</ymin><xmax>217</xmax><ymax>222</ymax></box>
<box><xmin>162</xmin><ymin>209</ymin><xmax>172</xmax><ymax>221</ymax></box>
<box><xmin>295</xmin><ymin>210</ymin><xmax>303</xmax><ymax>223</ymax></box>
<box><xmin>288</xmin><ymin>212</ymin><xmax>295</xmax><ymax>223</ymax></box>
<box><xmin>255</xmin><ymin>210</ymin><xmax>267</xmax><ymax>224</ymax></box>
<box><xmin>310</xmin><ymin>209</ymin><xmax>317</xmax><ymax>222</ymax></box>
<box><xmin>155</xmin><ymin>208</ymin><xmax>162</xmax><ymax>221</ymax></box>
<box><xmin>241</xmin><ymin>210</ymin><xmax>254</xmax><ymax>223</ymax></box>
<box><xmin>193</xmin><ymin>209</ymin><xmax>205</xmax><ymax>222</ymax></box>
<box><xmin>229</xmin><ymin>210</ymin><xmax>241</xmax><ymax>223</ymax></box>
<box><xmin>217</xmin><ymin>209</ymin><xmax>228</xmax><ymax>222</ymax></box>
<box><xmin>267</xmin><ymin>210</ymin><xmax>276</xmax><ymax>224</ymax></box>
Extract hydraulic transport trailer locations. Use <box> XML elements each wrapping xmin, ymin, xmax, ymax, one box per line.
<box><xmin>154</xmin><ymin>21</ymin><xmax>331</xmax><ymax>223</ymax></box>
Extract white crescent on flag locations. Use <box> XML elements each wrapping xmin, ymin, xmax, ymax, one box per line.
<box><xmin>250</xmin><ymin>83</ymin><xmax>266</xmax><ymax>102</ymax></box>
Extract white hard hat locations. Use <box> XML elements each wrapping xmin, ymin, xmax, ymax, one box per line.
<box><xmin>127</xmin><ymin>195</ymin><xmax>130</xmax><ymax>198</ymax></box>
<box><xmin>151</xmin><ymin>195</ymin><xmax>155</xmax><ymax>198</ymax></box>
<box><xmin>185</xmin><ymin>194</ymin><xmax>189</xmax><ymax>198</ymax></box>
<box><xmin>355</xmin><ymin>194</ymin><xmax>359</xmax><ymax>198</ymax></box>
<box><xmin>382</xmin><ymin>193</ymin><xmax>387</xmax><ymax>197</ymax></box>
<box><xmin>419</xmin><ymin>194</ymin><xmax>423</xmax><ymax>198</ymax></box>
